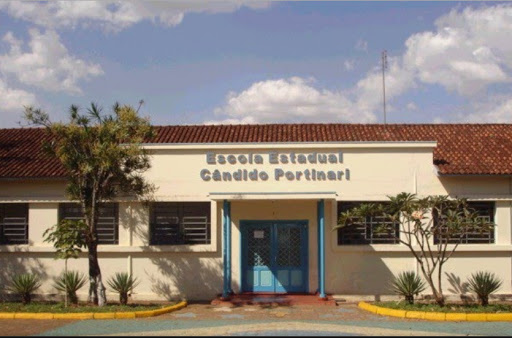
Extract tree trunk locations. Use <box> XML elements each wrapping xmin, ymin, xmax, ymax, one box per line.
<box><xmin>88</xmin><ymin>242</ymin><xmax>107</xmax><ymax>306</ymax></box>
<box><xmin>69</xmin><ymin>292</ymin><xmax>79</xmax><ymax>305</ymax></box>
<box><xmin>433</xmin><ymin>291</ymin><xmax>445</xmax><ymax>307</ymax></box>
<box><xmin>120</xmin><ymin>292</ymin><xmax>128</xmax><ymax>305</ymax></box>
<box><xmin>22</xmin><ymin>293</ymin><xmax>31</xmax><ymax>305</ymax></box>
<box><xmin>64</xmin><ymin>258</ymin><xmax>68</xmax><ymax>308</ymax></box>
<box><xmin>423</xmin><ymin>272</ymin><xmax>445</xmax><ymax>307</ymax></box>
<box><xmin>436</xmin><ymin>263</ymin><xmax>445</xmax><ymax>307</ymax></box>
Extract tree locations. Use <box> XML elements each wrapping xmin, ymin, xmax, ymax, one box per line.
<box><xmin>25</xmin><ymin>103</ymin><xmax>154</xmax><ymax>306</ymax></box>
<box><xmin>336</xmin><ymin>193</ymin><xmax>494</xmax><ymax>306</ymax></box>
<box><xmin>43</xmin><ymin>219</ymin><xmax>88</xmax><ymax>307</ymax></box>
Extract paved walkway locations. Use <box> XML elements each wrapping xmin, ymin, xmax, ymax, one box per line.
<box><xmin>2</xmin><ymin>303</ymin><xmax>512</xmax><ymax>336</ymax></box>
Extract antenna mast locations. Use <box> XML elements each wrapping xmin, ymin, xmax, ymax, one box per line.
<box><xmin>381</xmin><ymin>50</ymin><xmax>388</xmax><ymax>124</ymax></box>
<box><xmin>136</xmin><ymin>99</ymin><xmax>145</xmax><ymax>113</ymax></box>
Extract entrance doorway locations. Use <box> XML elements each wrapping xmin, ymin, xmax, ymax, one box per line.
<box><xmin>241</xmin><ymin>220</ymin><xmax>308</xmax><ymax>293</ymax></box>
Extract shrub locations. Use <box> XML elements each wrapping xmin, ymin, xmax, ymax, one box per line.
<box><xmin>54</xmin><ymin>271</ymin><xmax>87</xmax><ymax>305</ymax></box>
<box><xmin>467</xmin><ymin>271</ymin><xmax>502</xmax><ymax>306</ymax></box>
<box><xmin>390</xmin><ymin>271</ymin><xmax>426</xmax><ymax>305</ymax></box>
<box><xmin>107</xmin><ymin>273</ymin><xmax>139</xmax><ymax>305</ymax></box>
<box><xmin>8</xmin><ymin>274</ymin><xmax>42</xmax><ymax>304</ymax></box>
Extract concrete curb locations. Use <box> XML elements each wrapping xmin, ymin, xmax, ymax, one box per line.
<box><xmin>0</xmin><ymin>300</ymin><xmax>187</xmax><ymax>320</ymax></box>
<box><xmin>358</xmin><ymin>301</ymin><xmax>512</xmax><ymax>322</ymax></box>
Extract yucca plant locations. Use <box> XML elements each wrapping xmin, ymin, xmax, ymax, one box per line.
<box><xmin>467</xmin><ymin>271</ymin><xmax>502</xmax><ymax>306</ymax></box>
<box><xmin>107</xmin><ymin>273</ymin><xmax>139</xmax><ymax>305</ymax></box>
<box><xmin>8</xmin><ymin>273</ymin><xmax>42</xmax><ymax>304</ymax></box>
<box><xmin>54</xmin><ymin>271</ymin><xmax>87</xmax><ymax>305</ymax></box>
<box><xmin>390</xmin><ymin>271</ymin><xmax>426</xmax><ymax>305</ymax></box>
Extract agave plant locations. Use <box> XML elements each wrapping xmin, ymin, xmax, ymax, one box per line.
<box><xmin>54</xmin><ymin>270</ymin><xmax>87</xmax><ymax>305</ymax></box>
<box><xmin>467</xmin><ymin>271</ymin><xmax>502</xmax><ymax>306</ymax></box>
<box><xmin>107</xmin><ymin>273</ymin><xmax>139</xmax><ymax>305</ymax></box>
<box><xmin>390</xmin><ymin>271</ymin><xmax>426</xmax><ymax>305</ymax></box>
<box><xmin>8</xmin><ymin>273</ymin><xmax>42</xmax><ymax>304</ymax></box>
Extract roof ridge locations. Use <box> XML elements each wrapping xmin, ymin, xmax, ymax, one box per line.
<box><xmin>153</xmin><ymin>123</ymin><xmax>512</xmax><ymax>128</ymax></box>
<box><xmin>3</xmin><ymin>123</ymin><xmax>512</xmax><ymax>177</ymax></box>
<box><xmin>3</xmin><ymin>123</ymin><xmax>512</xmax><ymax>131</ymax></box>
<box><xmin>0</xmin><ymin>126</ymin><xmax>46</xmax><ymax>131</ymax></box>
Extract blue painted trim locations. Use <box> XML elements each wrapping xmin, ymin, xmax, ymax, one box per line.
<box><xmin>240</xmin><ymin>220</ymin><xmax>309</xmax><ymax>293</ymax></box>
<box><xmin>238</xmin><ymin>222</ymin><xmax>243</xmax><ymax>295</ymax></box>
<box><xmin>227</xmin><ymin>201</ymin><xmax>232</xmax><ymax>294</ymax></box>
<box><xmin>303</xmin><ymin>222</ymin><xmax>310</xmax><ymax>294</ymax></box>
<box><xmin>318</xmin><ymin>199</ymin><xmax>326</xmax><ymax>299</ymax></box>
<box><xmin>222</xmin><ymin>200</ymin><xmax>230</xmax><ymax>298</ymax></box>
<box><xmin>316</xmin><ymin>201</ymin><xmax>320</xmax><ymax>294</ymax></box>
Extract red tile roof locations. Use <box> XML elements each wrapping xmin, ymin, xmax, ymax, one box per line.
<box><xmin>1</xmin><ymin>124</ymin><xmax>512</xmax><ymax>178</ymax></box>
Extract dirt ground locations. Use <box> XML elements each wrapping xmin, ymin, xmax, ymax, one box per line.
<box><xmin>0</xmin><ymin>319</ymin><xmax>76</xmax><ymax>336</ymax></box>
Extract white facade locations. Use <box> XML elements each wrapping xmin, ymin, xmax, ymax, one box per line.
<box><xmin>0</xmin><ymin>141</ymin><xmax>511</xmax><ymax>301</ymax></box>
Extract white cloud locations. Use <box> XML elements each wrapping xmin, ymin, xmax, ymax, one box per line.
<box><xmin>208</xmin><ymin>59</ymin><xmax>414</xmax><ymax>124</ymax></box>
<box><xmin>355</xmin><ymin>39</ymin><xmax>368</xmax><ymax>52</ymax></box>
<box><xmin>0</xmin><ymin>1</ymin><xmax>271</xmax><ymax>32</ymax></box>
<box><xmin>354</xmin><ymin>57</ymin><xmax>415</xmax><ymax>113</ymax></box>
<box><xmin>344</xmin><ymin>60</ymin><xmax>355</xmax><ymax>71</ymax></box>
<box><xmin>464</xmin><ymin>97</ymin><xmax>512</xmax><ymax>123</ymax></box>
<box><xmin>210</xmin><ymin>4</ymin><xmax>512</xmax><ymax>125</ymax></box>
<box><xmin>406</xmin><ymin>102</ymin><xmax>418</xmax><ymax>111</ymax></box>
<box><xmin>0</xmin><ymin>29</ymin><xmax>103</xmax><ymax>94</ymax></box>
<box><xmin>0</xmin><ymin>78</ymin><xmax>37</xmax><ymax>127</ymax></box>
<box><xmin>208</xmin><ymin>76</ymin><xmax>376</xmax><ymax>124</ymax></box>
<box><xmin>403</xmin><ymin>4</ymin><xmax>512</xmax><ymax>96</ymax></box>
<box><xmin>4</xmin><ymin>2</ymin><xmax>512</xmax><ymax>125</ymax></box>
<box><xmin>0</xmin><ymin>78</ymin><xmax>36</xmax><ymax>112</ymax></box>
<box><xmin>206</xmin><ymin>50</ymin><xmax>415</xmax><ymax>124</ymax></box>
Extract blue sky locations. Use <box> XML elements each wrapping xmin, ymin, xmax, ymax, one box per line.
<box><xmin>0</xmin><ymin>1</ymin><xmax>511</xmax><ymax>127</ymax></box>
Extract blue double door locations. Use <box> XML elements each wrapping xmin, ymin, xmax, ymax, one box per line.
<box><xmin>241</xmin><ymin>221</ymin><xmax>308</xmax><ymax>293</ymax></box>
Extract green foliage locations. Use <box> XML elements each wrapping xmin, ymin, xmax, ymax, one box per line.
<box><xmin>53</xmin><ymin>271</ymin><xmax>87</xmax><ymax>305</ymax></box>
<box><xmin>467</xmin><ymin>271</ymin><xmax>502</xmax><ymax>306</ymax></box>
<box><xmin>43</xmin><ymin>219</ymin><xmax>88</xmax><ymax>260</ymax></box>
<box><xmin>335</xmin><ymin>192</ymin><xmax>495</xmax><ymax>307</ymax></box>
<box><xmin>374</xmin><ymin>301</ymin><xmax>512</xmax><ymax>313</ymax></box>
<box><xmin>24</xmin><ymin>103</ymin><xmax>155</xmax><ymax>214</ymax></box>
<box><xmin>25</xmin><ymin>102</ymin><xmax>155</xmax><ymax>306</ymax></box>
<box><xmin>107</xmin><ymin>273</ymin><xmax>139</xmax><ymax>305</ymax></box>
<box><xmin>0</xmin><ymin>302</ymin><xmax>164</xmax><ymax>313</ymax></box>
<box><xmin>390</xmin><ymin>271</ymin><xmax>427</xmax><ymax>305</ymax></box>
<box><xmin>8</xmin><ymin>274</ymin><xmax>42</xmax><ymax>304</ymax></box>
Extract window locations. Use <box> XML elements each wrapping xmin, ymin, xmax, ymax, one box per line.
<box><xmin>434</xmin><ymin>201</ymin><xmax>495</xmax><ymax>244</ymax></box>
<box><xmin>0</xmin><ymin>204</ymin><xmax>29</xmax><ymax>245</ymax></box>
<box><xmin>59</xmin><ymin>203</ymin><xmax>119</xmax><ymax>245</ymax></box>
<box><xmin>337</xmin><ymin>202</ymin><xmax>399</xmax><ymax>245</ymax></box>
<box><xmin>150</xmin><ymin>202</ymin><xmax>211</xmax><ymax>245</ymax></box>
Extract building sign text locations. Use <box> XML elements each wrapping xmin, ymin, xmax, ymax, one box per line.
<box><xmin>200</xmin><ymin>151</ymin><xmax>350</xmax><ymax>182</ymax></box>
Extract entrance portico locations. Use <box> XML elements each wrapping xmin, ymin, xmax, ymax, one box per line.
<box><xmin>213</xmin><ymin>193</ymin><xmax>335</xmax><ymax>300</ymax></box>
<box><xmin>240</xmin><ymin>219</ymin><xmax>309</xmax><ymax>293</ymax></box>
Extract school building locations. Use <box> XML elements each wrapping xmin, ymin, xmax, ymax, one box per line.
<box><xmin>0</xmin><ymin>124</ymin><xmax>511</xmax><ymax>301</ymax></box>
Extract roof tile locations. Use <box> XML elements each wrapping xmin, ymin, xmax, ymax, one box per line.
<box><xmin>2</xmin><ymin>124</ymin><xmax>512</xmax><ymax>178</ymax></box>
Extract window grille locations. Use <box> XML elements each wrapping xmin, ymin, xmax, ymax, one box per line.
<box><xmin>59</xmin><ymin>203</ymin><xmax>119</xmax><ymax>245</ymax></box>
<box><xmin>150</xmin><ymin>202</ymin><xmax>211</xmax><ymax>245</ymax></box>
<box><xmin>434</xmin><ymin>201</ymin><xmax>495</xmax><ymax>244</ymax></box>
<box><xmin>0</xmin><ymin>204</ymin><xmax>29</xmax><ymax>245</ymax></box>
<box><xmin>337</xmin><ymin>202</ymin><xmax>399</xmax><ymax>245</ymax></box>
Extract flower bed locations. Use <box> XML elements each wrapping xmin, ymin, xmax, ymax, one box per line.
<box><xmin>374</xmin><ymin>301</ymin><xmax>512</xmax><ymax>313</ymax></box>
<box><xmin>0</xmin><ymin>302</ymin><xmax>169</xmax><ymax>313</ymax></box>
<box><xmin>358</xmin><ymin>301</ymin><xmax>512</xmax><ymax>321</ymax></box>
<box><xmin>0</xmin><ymin>300</ymin><xmax>187</xmax><ymax>319</ymax></box>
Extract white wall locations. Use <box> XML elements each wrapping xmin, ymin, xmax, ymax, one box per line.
<box><xmin>0</xmin><ymin>142</ymin><xmax>511</xmax><ymax>301</ymax></box>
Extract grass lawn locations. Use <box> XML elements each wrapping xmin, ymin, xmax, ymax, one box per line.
<box><xmin>0</xmin><ymin>301</ymin><xmax>174</xmax><ymax>313</ymax></box>
<box><xmin>375</xmin><ymin>301</ymin><xmax>512</xmax><ymax>313</ymax></box>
